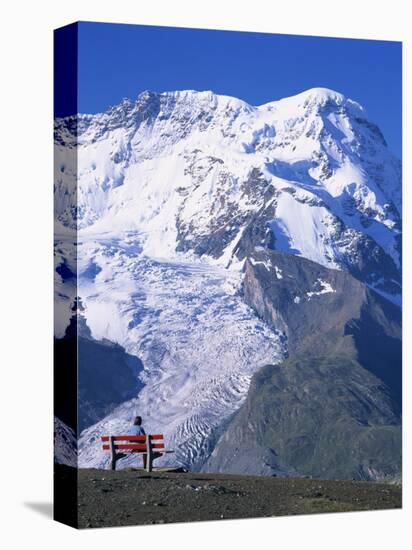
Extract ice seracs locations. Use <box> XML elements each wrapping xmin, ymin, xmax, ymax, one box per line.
<box><xmin>76</xmin><ymin>239</ymin><xmax>284</xmax><ymax>469</ymax></box>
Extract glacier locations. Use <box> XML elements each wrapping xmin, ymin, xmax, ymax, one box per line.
<box><xmin>76</xmin><ymin>236</ymin><xmax>284</xmax><ymax>468</ymax></box>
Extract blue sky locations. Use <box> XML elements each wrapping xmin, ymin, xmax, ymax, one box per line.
<box><xmin>73</xmin><ymin>22</ymin><xmax>401</xmax><ymax>157</ymax></box>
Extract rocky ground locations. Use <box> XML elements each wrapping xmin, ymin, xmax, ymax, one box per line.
<box><xmin>76</xmin><ymin>467</ymin><xmax>401</xmax><ymax>528</ymax></box>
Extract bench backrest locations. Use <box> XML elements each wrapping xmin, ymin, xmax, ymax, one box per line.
<box><xmin>101</xmin><ymin>434</ymin><xmax>165</xmax><ymax>453</ymax></box>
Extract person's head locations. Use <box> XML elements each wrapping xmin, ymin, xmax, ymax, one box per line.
<box><xmin>134</xmin><ymin>415</ymin><xmax>142</xmax><ymax>426</ymax></box>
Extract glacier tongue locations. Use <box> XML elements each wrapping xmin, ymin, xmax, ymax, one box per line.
<box><xmin>78</xmin><ymin>235</ymin><xmax>284</xmax><ymax>469</ymax></box>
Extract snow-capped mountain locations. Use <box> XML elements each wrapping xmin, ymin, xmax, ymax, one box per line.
<box><xmin>54</xmin><ymin>87</ymin><xmax>402</xmax><ymax>473</ymax></box>
<box><xmin>55</xmin><ymin>87</ymin><xmax>401</xmax><ymax>301</ymax></box>
<box><xmin>54</xmin><ymin>417</ymin><xmax>77</xmax><ymax>468</ymax></box>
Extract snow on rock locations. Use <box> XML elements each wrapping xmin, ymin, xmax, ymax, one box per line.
<box><xmin>274</xmin><ymin>266</ymin><xmax>283</xmax><ymax>279</ymax></box>
<box><xmin>249</xmin><ymin>257</ymin><xmax>272</xmax><ymax>272</ymax></box>
<box><xmin>306</xmin><ymin>278</ymin><xmax>336</xmax><ymax>300</ymax></box>
<box><xmin>54</xmin><ymin>238</ymin><xmax>77</xmax><ymax>338</ymax></box>
<box><xmin>54</xmin><ymin>417</ymin><xmax>77</xmax><ymax>467</ymax></box>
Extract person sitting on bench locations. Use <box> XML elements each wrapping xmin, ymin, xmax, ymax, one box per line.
<box><xmin>130</xmin><ymin>416</ymin><xmax>162</xmax><ymax>469</ymax></box>
<box><xmin>130</xmin><ymin>415</ymin><xmax>146</xmax><ymax>436</ymax></box>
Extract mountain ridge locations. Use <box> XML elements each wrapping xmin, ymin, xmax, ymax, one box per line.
<box><xmin>59</xmin><ymin>87</ymin><xmax>364</xmax><ymax>123</ymax></box>
<box><xmin>54</xmin><ymin>87</ymin><xmax>401</xmax><ymax>303</ymax></box>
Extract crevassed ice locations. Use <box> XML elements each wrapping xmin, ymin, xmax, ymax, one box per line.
<box><xmin>78</xmin><ymin>236</ymin><xmax>284</xmax><ymax>469</ymax></box>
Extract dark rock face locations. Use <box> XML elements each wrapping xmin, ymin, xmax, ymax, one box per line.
<box><xmin>242</xmin><ymin>251</ymin><xmax>367</xmax><ymax>354</ymax></box>
<box><xmin>203</xmin><ymin>357</ymin><xmax>401</xmax><ymax>480</ymax></box>
<box><xmin>202</xmin><ymin>250</ymin><xmax>401</xmax><ymax>481</ymax></box>
<box><xmin>176</xmin><ymin>164</ymin><xmax>276</xmax><ymax>261</ymax></box>
<box><xmin>77</xmin><ymin>335</ymin><xmax>144</xmax><ymax>433</ymax></box>
<box><xmin>54</xmin><ymin>315</ymin><xmax>144</xmax><ymax>434</ymax></box>
<box><xmin>334</xmin><ymin>229</ymin><xmax>401</xmax><ymax>298</ymax></box>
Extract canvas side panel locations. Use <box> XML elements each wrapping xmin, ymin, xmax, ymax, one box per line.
<box><xmin>53</xmin><ymin>22</ymin><xmax>79</xmax><ymax>529</ymax></box>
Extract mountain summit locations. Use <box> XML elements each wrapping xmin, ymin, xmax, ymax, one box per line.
<box><xmin>55</xmin><ymin>88</ymin><xmax>401</xmax><ymax>302</ymax></box>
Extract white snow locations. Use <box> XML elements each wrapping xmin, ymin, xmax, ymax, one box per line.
<box><xmin>249</xmin><ymin>257</ymin><xmax>272</xmax><ymax>272</ymax></box>
<box><xmin>274</xmin><ymin>265</ymin><xmax>283</xmax><ymax>279</ymax></box>
<box><xmin>270</xmin><ymin>191</ymin><xmax>340</xmax><ymax>270</ymax></box>
<box><xmin>306</xmin><ymin>278</ymin><xmax>336</xmax><ymax>300</ymax></box>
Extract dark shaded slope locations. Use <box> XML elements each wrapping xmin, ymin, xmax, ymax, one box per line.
<box><xmin>78</xmin><ymin>333</ymin><xmax>143</xmax><ymax>432</ymax></box>
<box><xmin>203</xmin><ymin>356</ymin><xmax>401</xmax><ymax>480</ymax></box>
<box><xmin>345</xmin><ymin>295</ymin><xmax>402</xmax><ymax>408</ymax></box>
<box><xmin>242</xmin><ymin>250</ymin><xmax>401</xmax><ymax>407</ymax></box>
<box><xmin>54</xmin><ymin>316</ymin><xmax>78</xmax><ymax>433</ymax></box>
<box><xmin>202</xmin><ymin>250</ymin><xmax>401</xmax><ymax>480</ymax></box>
<box><xmin>54</xmin><ymin>315</ymin><xmax>144</xmax><ymax>433</ymax></box>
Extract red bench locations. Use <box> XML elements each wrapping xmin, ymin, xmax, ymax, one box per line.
<box><xmin>101</xmin><ymin>434</ymin><xmax>173</xmax><ymax>472</ymax></box>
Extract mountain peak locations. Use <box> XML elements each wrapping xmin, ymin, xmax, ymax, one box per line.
<box><xmin>261</xmin><ymin>87</ymin><xmax>365</xmax><ymax>118</ymax></box>
<box><xmin>133</xmin><ymin>89</ymin><xmax>253</xmax><ymax>114</ymax></box>
<box><xmin>298</xmin><ymin>87</ymin><xmax>364</xmax><ymax>112</ymax></box>
<box><xmin>297</xmin><ymin>86</ymin><xmax>346</xmax><ymax>102</ymax></box>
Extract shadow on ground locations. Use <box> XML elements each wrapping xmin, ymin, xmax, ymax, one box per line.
<box><xmin>24</xmin><ymin>502</ymin><xmax>53</xmax><ymax>519</ymax></box>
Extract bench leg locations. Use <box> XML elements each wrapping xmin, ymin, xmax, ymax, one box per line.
<box><xmin>109</xmin><ymin>436</ymin><xmax>117</xmax><ymax>470</ymax></box>
<box><xmin>144</xmin><ymin>452</ymin><xmax>162</xmax><ymax>472</ymax></box>
<box><xmin>146</xmin><ymin>435</ymin><xmax>153</xmax><ymax>472</ymax></box>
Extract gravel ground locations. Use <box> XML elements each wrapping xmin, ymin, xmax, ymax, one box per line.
<box><xmin>74</xmin><ymin>467</ymin><xmax>401</xmax><ymax>528</ymax></box>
